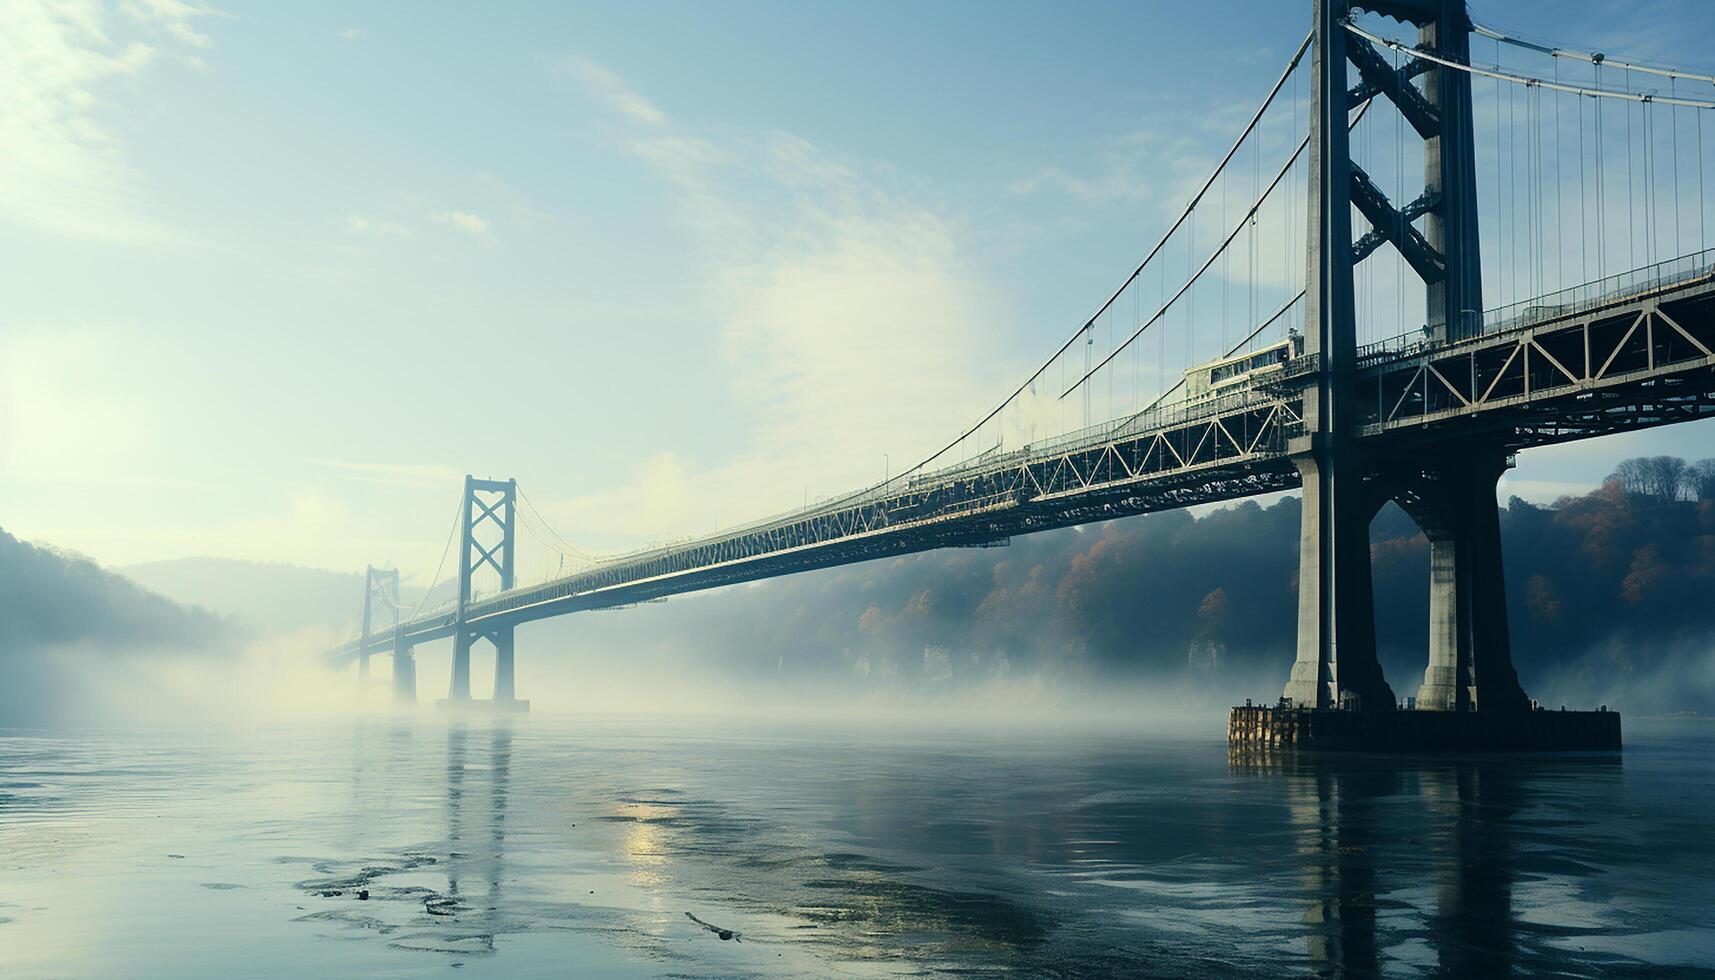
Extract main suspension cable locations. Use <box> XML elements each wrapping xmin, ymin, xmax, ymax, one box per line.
<box><xmin>1345</xmin><ymin>21</ymin><xmax>1715</xmax><ymax>109</ymax></box>
<box><xmin>400</xmin><ymin>496</ymin><xmax>463</xmax><ymax>621</ymax></box>
<box><xmin>1472</xmin><ymin>21</ymin><xmax>1715</xmax><ymax>87</ymax></box>
<box><xmin>1061</xmin><ymin>96</ymin><xmax>1377</xmax><ymax>400</ymax></box>
<box><xmin>829</xmin><ymin>32</ymin><xmax>1315</xmax><ymax>498</ymax></box>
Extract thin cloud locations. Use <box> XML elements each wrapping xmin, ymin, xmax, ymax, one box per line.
<box><xmin>121</xmin><ymin>0</ymin><xmax>218</xmax><ymax>48</ymax></box>
<box><xmin>1009</xmin><ymin>129</ymin><xmax>1174</xmax><ymax>203</ymax></box>
<box><xmin>429</xmin><ymin>209</ymin><xmax>493</xmax><ymax>241</ymax></box>
<box><xmin>564</xmin><ymin>57</ymin><xmax>669</xmax><ymax>127</ymax></box>
<box><xmin>0</xmin><ymin>0</ymin><xmax>219</xmax><ymax>243</ymax></box>
<box><xmin>344</xmin><ymin>214</ymin><xmax>413</xmax><ymax>239</ymax></box>
<box><xmin>533</xmin><ymin>57</ymin><xmax>997</xmax><ymax>553</ymax></box>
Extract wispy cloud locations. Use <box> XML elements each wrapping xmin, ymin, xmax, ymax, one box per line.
<box><xmin>344</xmin><ymin>214</ymin><xmax>413</xmax><ymax>240</ymax></box>
<box><xmin>338</xmin><ymin>26</ymin><xmax>362</xmax><ymax>41</ymax></box>
<box><xmin>1008</xmin><ymin>129</ymin><xmax>1180</xmax><ymax>204</ymax></box>
<box><xmin>342</xmin><ymin>206</ymin><xmax>494</xmax><ymax>244</ymax></box>
<box><xmin>429</xmin><ymin>209</ymin><xmax>493</xmax><ymax>241</ymax></box>
<box><xmin>0</xmin><ymin>0</ymin><xmax>220</xmax><ymax>243</ymax></box>
<box><xmin>563</xmin><ymin>57</ymin><xmax>669</xmax><ymax>128</ymax></box>
<box><xmin>121</xmin><ymin>0</ymin><xmax>217</xmax><ymax>49</ymax></box>
<box><xmin>534</xmin><ymin>58</ymin><xmax>997</xmax><ymax>552</ymax></box>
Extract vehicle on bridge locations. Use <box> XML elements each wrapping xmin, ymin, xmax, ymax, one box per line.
<box><xmin>1182</xmin><ymin>332</ymin><xmax>1304</xmax><ymax>410</ymax></box>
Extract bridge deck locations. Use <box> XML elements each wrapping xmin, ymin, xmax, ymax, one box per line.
<box><xmin>331</xmin><ymin>254</ymin><xmax>1715</xmax><ymax>664</ymax></box>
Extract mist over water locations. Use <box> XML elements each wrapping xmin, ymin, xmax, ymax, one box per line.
<box><xmin>2</xmin><ymin>713</ymin><xmax>1711</xmax><ymax>978</ymax></box>
<box><xmin>7</xmin><ymin>472</ymin><xmax>1715</xmax><ymax>976</ymax></box>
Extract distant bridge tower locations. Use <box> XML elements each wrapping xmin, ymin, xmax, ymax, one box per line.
<box><xmin>358</xmin><ymin>564</ymin><xmax>400</xmax><ymax>684</ymax></box>
<box><xmin>447</xmin><ymin>475</ymin><xmax>527</xmax><ymax>710</ymax></box>
<box><xmin>1286</xmin><ymin>0</ymin><xmax>1526</xmax><ymax>712</ymax></box>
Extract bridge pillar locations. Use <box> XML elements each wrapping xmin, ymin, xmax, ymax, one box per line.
<box><xmin>492</xmin><ymin>627</ymin><xmax>516</xmax><ymax>703</ymax></box>
<box><xmin>393</xmin><ymin>632</ymin><xmax>416</xmax><ymax>705</ymax></box>
<box><xmin>1394</xmin><ymin>453</ymin><xmax>1530</xmax><ymax>712</ymax></box>
<box><xmin>1284</xmin><ymin>0</ymin><xmax>1393</xmax><ymax>712</ymax></box>
<box><xmin>1284</xmin><ymin>451</ymin><xmax>1397</xmax><ymax>710</ymax></box>
<box><xmin>449</xmin><ymin>631</ymin><xmax>473</xmax><ymax>702</ymax></box>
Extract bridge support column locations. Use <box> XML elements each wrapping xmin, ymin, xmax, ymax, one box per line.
<box><xmin>1284</xmin><ymin>451</ymin><xmax>1397</xmax><ymax>710</ymax></box>
<box><xmin>393</xmin><ymin>634</ymin><xmax>416</xmax><ymax>706</ymax></box>
<box><xmin>449</xmin><ymin>631</ymin><xmax>473</xmax><ymax>702</ymax></box>
<box><xmin>1396</xmin><ymin>453</ymin><xmax>1529</xmax><ymax>712</ymax></box>
<box><xmin>491</xmin><ymin>627</ymin><xmax>517</xmax><ymax>703</ymax></box>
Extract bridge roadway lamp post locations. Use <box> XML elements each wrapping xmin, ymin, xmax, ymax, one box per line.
<box><xmin>443</xmin><ymin>474</ymin><xmax>528</xmax><ymax>712</ymax></box>
<box><xmin>1281</xmin><ymin>0</ymin><xmax>1523</xmax><ymax>715</ymax></box>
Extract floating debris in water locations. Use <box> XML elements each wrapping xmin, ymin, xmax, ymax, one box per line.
<box><xmin>686</xmin><ymin>912</ymin><xmax>741</xmax><ymax>942</ymax></box>
<box><xmin>423</xmin><ymin>894</ymin><xmax>462</xmax><ymax>917</ymax></box>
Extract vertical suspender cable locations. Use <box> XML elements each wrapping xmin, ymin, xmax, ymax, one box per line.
<box><xmin>1579</xmin><ymin>80</ymin><xmax>1588</xmax><ymax>283</ymax></box>
<box><xmin>1396</xmin><ymin>41</ymin><xmax>1404</xmax><ymax>336</ymax></box>
<box><xmin>1597</xmin><ymin>63</ymin><xmax>1607</xmax><ymax>278</ymax></box>
<box><xmin>1644</xmin><ymin>92</ymin><xmax>1655</xmax><ymax>267</ymax></box>
<box><xmin>1700</xmin><ymin>97</ymin><xmax>1707</xmax><ymax>254</ymax></box>
<box><xmin>1555</xmin><ymin>58</ymin><xmax>1564</xmax><ymax>290</ymax></box>
<box><xmin>1626</xmin><ymin>68</ymin><xmax>1636</xmax><ymax>270</ymax></box>
<box><xmin>1673</xmin><ymin>76</ymin><xmax>1682</xmax><ymax>257</ymax></box>
<box><xmin>1222</xmin><ymin>141</ymin><xmax>1230</xmax><ymax>351</ymax></box>
<box><xmin>1252</xmin><ymin>110</ymin><xmax>1260</xmax><ymax>350</ymax></box>
<box><xmin>1544</xmin><ymin>85</ymin><xmax>1550</xmax><ymax>293</ymax></box>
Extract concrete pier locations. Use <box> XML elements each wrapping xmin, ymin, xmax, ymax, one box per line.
<box><xmin>1394</xmin><ymin>452</ymin><xmax>1530</xmax><ymax>713</ymax></box>
<box><xmin>1228</xmin><ymin>704</ymin><xmax>1621</xmax><ymax>752</ymax></box>
<box><xmin>392</xmin><ymin>636</ymin><xmax>415</xmax><ymax>705</ymax></box>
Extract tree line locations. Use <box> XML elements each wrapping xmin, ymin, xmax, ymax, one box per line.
<box><xmin>1610</xmin><ymin>455</ymin><xmax>1715</xmax><ymax>501</ymax></box>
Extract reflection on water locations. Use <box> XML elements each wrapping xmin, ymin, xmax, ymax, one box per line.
<box><xmin>1</xmin><ymin>718</ymin><xmax>1711</xmax><ymax>978</ymax></box>
<box><xmin>1240</xmin><ymin>750</ymin><xmax>1574</xmax><ymax>976</ymax></box>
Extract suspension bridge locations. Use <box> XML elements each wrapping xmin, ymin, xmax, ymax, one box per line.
<box><xmin>330</xmin><ymin>0</ymin><xmax>1715</xmax><ymax>739</ymax></box>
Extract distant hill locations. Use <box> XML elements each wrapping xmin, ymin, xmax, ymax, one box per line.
<box><xmin>1</xmin><ymin>528</ymin><xmax>226</xmax><ymax>652</ymax></box>
<box><xmin>0</xmin><ymin>527</ymin><xmax>234</xmax><ymax>722</ymax></box>
<box><xmin>120</xmin><ymin>557</ymin><xmax>417</xmax><ymax>635</ymax></box>
<box><xmin>119</xmin><ymin>557</ymin><xmax>447</xmax><ymax>637</ymax></box>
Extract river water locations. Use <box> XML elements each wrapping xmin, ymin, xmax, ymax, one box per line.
<box><xmin>1</xmin><ymin>715</ymin><xmax>1710</xmax><ymax>978</ymax></box>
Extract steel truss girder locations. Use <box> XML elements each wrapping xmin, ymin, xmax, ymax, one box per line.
<box><xmin>328</xmin><ymin>391</ymin><xmax>1310</xmax><ymax>663</ymax></box>
<box><xmin>1357</xmin><ymin>273</ymin><xmax>1715</xmax><ymax>442</ymax></box>
<box><xmin>330</xmin><ymin>265</ymin><xmax>1715</xmax><ymax>668</ymax></box>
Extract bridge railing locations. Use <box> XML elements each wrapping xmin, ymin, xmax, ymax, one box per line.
<box><xmin>541</xmin><ymin>383</ymin><xmax>1293</xmax><ymax>586</ymax></box>
<box><xmin>1483</xmin><ymin>248</ymin><xmax>1715</xmax><ymax>335</ymax></box>
<box><xmin>1355</xmin><ymin>249</ymin><xmax>1715</xmax><ymax>366</ymax></box>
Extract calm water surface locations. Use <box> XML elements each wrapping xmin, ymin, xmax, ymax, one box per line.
<box><xmin>0</xmin><ymin>716</ymin><xmax>1710</xmax><ymax>978</ymax></box>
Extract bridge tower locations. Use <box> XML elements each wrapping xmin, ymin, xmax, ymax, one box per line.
<box><xmin>1287</xmin><ymin>0</ymin><xmax>1525</xmax><ymax>712</ymax></box>
<box><xmin>447</xmin><ymin>475</ymin><xmax>526</xmax><ymax>710</ymax></box>
<box><xmin>359</xmin><ymin>565</ymin><xmax>400</xmax><ymax>684</ymax></box>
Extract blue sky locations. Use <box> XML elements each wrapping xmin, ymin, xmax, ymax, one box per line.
<box><xmin>5</xmin><ymin>0</ymin><xmax>1715</xmax><ymax>585</ymax></box>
